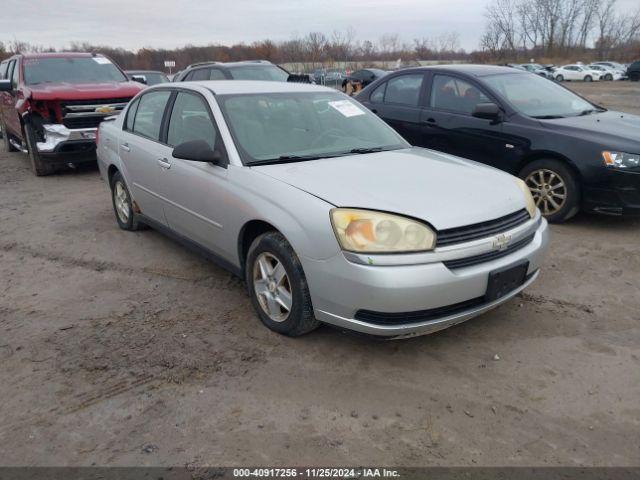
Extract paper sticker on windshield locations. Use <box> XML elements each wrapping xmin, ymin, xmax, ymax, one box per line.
<box><xmin>93</xmin><ymin>57</ymin><xmax>112</xmax><ymax>65</ymax></box>
<box><xmin>329</xmin><ymin>100</ymin><xmax>365</xmax><ymax>117</ymax></box>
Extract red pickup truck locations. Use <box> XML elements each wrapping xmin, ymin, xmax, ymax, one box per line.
<box><xmin>0</xmin><ymin>52</ymin><xmax>144</xmax><ymax>175</ymax></box>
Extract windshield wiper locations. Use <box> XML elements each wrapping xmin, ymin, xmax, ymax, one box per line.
<box><xmin>349</xmin><ymin>147</ymin><xmax>385</xmax><ymax>154</ymax></box>
<box><xmin>577</xmin><ymin>108</ymin><xmax>606</xmax><ymax>116</ymax></box>
<box><xmin>532</xmin><ymin>114</ymin><xmax>566</xmax><ymax>119</ymax></box>
<box><xmin>250</xmin><ymin>153</ymin><xmax>341</xmax><ymax>166</ymax></box>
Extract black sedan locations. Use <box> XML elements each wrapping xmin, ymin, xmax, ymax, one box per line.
<box><xmin>356</xmin><ymin>65</ymin><xmax>640</xmax><ymax>222</ymax></box>
<box><xmin>125</xmin><ymin>70</ymin><xmax>169</xmax><ymax>86</ymax></box>
<box><xmin>342</xmin><ymin>68</ymin><xmax>388</xmax><ymax>91</ymax></box>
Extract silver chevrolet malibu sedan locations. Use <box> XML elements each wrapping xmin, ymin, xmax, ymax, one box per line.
<box><xmin>97</xmin><ymin>80</ymin><xmax>549</xmax><ymax>339</ymax></box>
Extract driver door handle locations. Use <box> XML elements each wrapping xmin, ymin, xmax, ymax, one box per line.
<box><xmin>157</xmin><ymin>157</ymin><xmax>171</xmax><ymax>169</ymax></box>
<box><xmin>120</xmin><ymin>143</ymin><xmax>130</xmax><ymax>152</ymax></box>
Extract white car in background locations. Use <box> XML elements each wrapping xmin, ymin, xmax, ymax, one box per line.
<box><xmin>587</xmin><ymin>64</ymin><xmax>626</xmax><ymax>81</ymax></box>
<box><xmin>554</xmin><ymin>65</ymin><xmax>602</xmax><ymax>82</ymax></box>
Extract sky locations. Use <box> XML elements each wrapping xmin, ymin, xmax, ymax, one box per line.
<box><xmin>1</xmin><ymin>0</ymin><xmax>637</xmax><ymax>53</ymax></box>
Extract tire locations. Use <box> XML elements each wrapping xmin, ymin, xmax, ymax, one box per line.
<box><xmin>605</xmin><ymin>74</ymin><xmax>613</xmax><ymax>81</ymax></box>
<box><xmin>630</xmin><ymin>73</ymin><xmax>639</xmax><ymax>82</ymax></box>
<box><xmin>584</xmin><ymin>75</ymin><xmax>592</xmax><ymax>82</ymax></box>
<box><xmin>24</xmin><ymin>123</ymin><xmax>54</xmax><ymax>176</ymax></box>
<box><xmin>555</xmin><ymin>74</ymin><xmax>564</xmax><ymax>82</ymax></box>
<box><xmin>519</xmin><ymin>159</ymin><xmax>580</xmax><ymax>223</ymax></box>
<box><xmin>110</xmin><ymin>171</ymin><xmax>144</xmax><ymax>231</ymax></box>
<box><xmin>1</xmin><ymin>117</ymin><xmax>17</xmax><ymax>152</ymax></box>
<box><xmin>245</xmin><ymin>231</ymin><xmax>319</xmax><ymax>337</ymax></box>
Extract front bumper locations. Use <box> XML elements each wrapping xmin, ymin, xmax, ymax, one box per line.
<box><xmin>36</xmin><ymin>124</ymin><xmax>97</xmax><ymax>159</ymax></box>
<box><xmin>302</xmin><ymin>213</ymin><xmax>549</xmax><ymax>339</ymax></box>
<box><xmin>583</xmin><ymin>168</ymin><xmax>640</xmax><ymax>216</ymax></box>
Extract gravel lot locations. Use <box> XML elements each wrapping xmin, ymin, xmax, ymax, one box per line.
<box><xmin>0</xmin><ymin>81</ymin><xmax>639</xmax><ymax>467</ymax></box>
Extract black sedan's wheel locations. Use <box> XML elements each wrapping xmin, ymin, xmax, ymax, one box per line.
<box><xmin>246</xmin><ymin>231</ymin><xmax>319</xmax><ymax>336</ymax></box>
<box><xmin>110</xmin><ymin>171</ymin><xmax>144</xmax><ymax>231</ymax></box>
<box><xmin>520</xmin><ymin>159</ymin><xmax>580</xmax><ymax>223</ymax></box>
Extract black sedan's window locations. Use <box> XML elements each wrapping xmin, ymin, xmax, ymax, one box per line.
<box><xmin>430</xmin><ymin>75</ymin><xmax>489</xmax><ymax>115</ymax></box>
<box><xmin>384</xmin><ymin>74</ymin><xmax>423</xmax><ymax>106</ymax></box>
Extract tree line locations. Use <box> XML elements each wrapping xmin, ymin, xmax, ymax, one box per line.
<box><xmin>481</xmin><ymin>0</ymin><xmax>640</xmax><ymax>60</ymax></box>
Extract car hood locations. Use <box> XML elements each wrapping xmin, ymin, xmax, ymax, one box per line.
<box><xmin>540</xmin><ymin>111</ymin><xmax>640</xmax><ymax>147</ymax></box>
<box><xmin>26</xmin><ymin>81</ymin><xmax>144</xmax><ymax>101</ymax></box>
<box><xmin>252</xmin><ymin>147</ymin><xmax>527</xmax><ymax>231</ymax></box>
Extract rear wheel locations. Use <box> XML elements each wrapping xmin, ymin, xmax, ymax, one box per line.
<box><xmin>630</xmin><ymin>73</ymin><xmax>639</xmax><ymax>82</ymax></box>
<box><xmin>24</xmin><ymin>123</ymin><xmax>54</xmax><ymax>176</ymax></box>
<box><xmin>584</xmin><ymin>75</ymin><xmax>593</xmax><ymax>82</ymax></box>
<box><xmin>246</xmin><ymin>231</ymin><xmax>319</xmax><ymax>337</ymax></box>
<box><xmin>604</xmin><ymin>73</ymin><xmax>613</xmax><ymax>81</ymax></box>
<box><xmin>1</xmin><ymin>117</ymin><xmax>17</xmax><ymax>152</ymax></box>
<box><xmin>519</xmin><ymin>159</ymin><xmax>580</xmax><ymax>223</ymax></box>
<box><xmin>555</xmin><ymin>74</ymin><xmax>564</xmax><ymax>82</ymax></box>
<box><xmin>110</xmin><ymin>171</ymin><xmax>144</xmax><ymax>231</ymax></box>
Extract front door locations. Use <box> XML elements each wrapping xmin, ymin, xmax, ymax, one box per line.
<box><xmin>2</xmin><ymin>60</ymin><xmax>22</xmax><ymax>139</ymax></box>
<box><xmin>155</xmin><ymin>91</ymin><xmax>230</xmax><ymax>256</ymax></box>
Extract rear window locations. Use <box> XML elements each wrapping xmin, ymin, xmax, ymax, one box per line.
<box><xmin>23</xmin><ymin>56</ymin><xmax>127</xmax><ymax>85</ymax></box>
<box><xmin>227</xmin><ymin>65</ymin><xmax>289</xmax><ymax>82</ymax></box>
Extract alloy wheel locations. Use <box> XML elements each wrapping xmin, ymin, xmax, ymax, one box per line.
<box><xmin>525</xmin><ymin>169</ymin><xmax>567</xmax><ymax>216</ymax></box>
<box><xmin>253</xmin><ymin>252</ymin><xmax>292</xmax><ymax>322</ymax></box>
<box><xmin>114</xmin><ymin>181</ymin><xmax>131</xmax><ymax>223</ymax></box>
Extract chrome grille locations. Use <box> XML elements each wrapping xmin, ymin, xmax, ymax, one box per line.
<box><xmin>436</xmin><ymin>209</ymin><xmax>530</xmax><ymax>247</ymax></box>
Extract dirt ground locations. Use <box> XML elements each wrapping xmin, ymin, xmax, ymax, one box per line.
<box><xmin>0</xmin><ymin>82</ymin><xmax>639</xmax><ymax>468</ymax></box>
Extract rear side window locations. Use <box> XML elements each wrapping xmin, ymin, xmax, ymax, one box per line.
<box><xmin>167</xmin><ymin>92</ymin><xmax>217</xmax><ymax>149</ymax></box>
<box><xmin>370</xmin><ymin>83</ymin><xmax>386</xmax><ymax>103</ymax></box>
<box><xmin>124</xmin><ymin>97</ymin><xmax>141</xmax><ymax>131</ymax></box>
<box><xmin>0</xmin><ymin>62</ymin><xmax>7</xmax><ymax>80</ymax></box>
<box><xmin>189</xmin><ymin>68</ymin><xmax>211</xmax><ymax>81</ymax></box>
<box><xmin>131</xmin><ymin>90</ymin><xmax>171</xmax><ymax>141</ymax></box>
<box><xmin>430</xmin><ymin>75</ymin><xmax>490</xmax><ymax>115</ymax></box>
<box><xmin>11</xmin><ymin>60</ymin><xmax>19</xmax><ymax>87</ymax></box>
<box><xmin>384</xmin><ymin>74</ymin><xmax>423</xmax><ymax>106</ymax></box>
<box><xmin>208</xmin><ymin>69</ymin><xmax>226</xmax><ymax>80</ymax></box>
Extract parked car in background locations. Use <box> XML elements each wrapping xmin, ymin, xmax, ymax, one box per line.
<box><xmin>125</xmin><ymin>70</ymin><xmax>169</xmax><ymax>86</ymax></box>
<box><xmin>356</xmin><ymin>65</ymin><xmax>640</xmax><ymax>222</ymax></box>
<box><xmin>587</xmin><ymin>64</ymin><xmax>625</xmax><ymax>81</ymax></box>
<box><xmin>627</xmin><ymin>61</ymin><xmax>640</xmax><ymax>81</ymax></box>
<box><xmin>97</xmin><ymin>80</ymin><xmax>547</xmax><ymax>338</ymax></box>
<box><xmin>341</xmin><ymin>68</ymin><xmax>388</xmax><ymax>94</ymax></box>
<box><xmin>592</xmin><ymin>61</ymin><xmax>627</xmax><ymax>72</ymax></box>
<box><xmin>519</xmin><ymin>63</ymin><xmax>553</xmax><ymax>78</ymax></box>
<box><xmin>173</xmin><ymin>60</ymin><xmax>298</xmax><ymax>83</ymax></box>
<box><xmin>553</xmin><ymin>64</ymin><xmax>601</xmax><ymax>82</ymax></box>
<box><xmin>0</xmin><ymin>52</ymin><xmax>144</xmax><ymax>175</ymax></box>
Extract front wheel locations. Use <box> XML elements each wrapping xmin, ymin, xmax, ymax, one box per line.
<box><xmin>520</xmin><ymin>159</ymin><xmax>580</xmax><ymax>223</ymax></box>
<box><xmin>605</xmin><ymin>73</ymin><xmax>613</xmax><ymax>81</ymax></box>
<box><xmin>584</xmin><ymin>75</ymin><xmax>593</xmax><ymax>82</ymax></box>
<box><xmin>555</xmin><ymin>74</ymin><xmax>564</xmax><ymax>82</ymax></box>
<box><xmin>24</xmin><ymin>123</ymin><xmax>54</xmax><ymax>176</ymax></box>
<box><xmin>246</xmin><ymin>232</ymin><xmax>319</xmax><ymax>337</ymax></box>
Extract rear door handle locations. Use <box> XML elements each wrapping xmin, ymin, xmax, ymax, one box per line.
<box><xmin>157</xmin><ymin>157</ymin><xmax>171</xmax><ymax>169</ymax></box>
<box><xmin>120</xmin><ymin>143</ymin><xmax>130</xmax><ymax>152</ymax></box>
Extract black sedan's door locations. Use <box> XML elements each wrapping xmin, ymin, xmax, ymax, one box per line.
<box><xmin>419</xmin><ymin>73</ymin><xmax>514</xmax><ymax>170</ymax></box>
<box><xmin>363</xmin><ymin>73</ymin><xmax>426</xmax><ymax>145</ymax></box>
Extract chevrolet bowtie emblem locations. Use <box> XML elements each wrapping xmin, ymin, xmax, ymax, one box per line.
<box><xmin>95</xmin><ymin>106</ymin><xmax>116</xmax><ymax>114</ymax></box>
<box><xmin>492</xmin><ymin>233</ymin><xmax>512</xmax><ymax>251</ymax></box>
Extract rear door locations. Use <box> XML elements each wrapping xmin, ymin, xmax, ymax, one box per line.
<box><xmin>363</xmin><ymin>73</ymin><xmax>426</xmax><ymax>145</ymax></box>
<box><xmin>119</xmin><ymin>89</ymin><xmax>172</xmax><ymax>225</ymax></box>
<box><xmin>154</xmin><ymin>90</ymin><xmax>231</xmax><ymax>256</ymax></box>
<box><xmin>419</xmin><ymin>73</ymin><xmax>509</xmax><ymax>168</ymax></box>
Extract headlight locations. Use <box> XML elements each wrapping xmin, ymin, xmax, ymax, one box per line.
<box><xmin>602</xmin><ymin>151</ymin><xmax>640</xmax><ymax>169</ymax></box>
<box><xmin>330</xmin><ymin>209</ymin><xmax>436</xmax><ymax>253</ymax></box>
<box><xmin>515</xmin><ymin>178</ymin><xmax>537</xmax><ymax>218</ymax></box>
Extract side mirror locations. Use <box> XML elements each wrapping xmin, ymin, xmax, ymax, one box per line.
<box><xmin>172</xmin><ymin>139</ymin><xmax>222</xmax><ymax>164</ymax></box>
<box><xmin>131</xmin><ymin>75</ymin><xmax>147</xmax><ymax>85</ymax></box>
<box><xmin>472</xmin><ymin>102</ymin><xmax>502</xmax><ymax>121</ymax></box>
<box><xmin>0</xmin><ymin>79</ymin><xmax>12</xmax><ymax>92</ymax></box>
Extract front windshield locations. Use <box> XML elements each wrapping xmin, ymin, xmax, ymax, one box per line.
<box><xmin>227</xmin><ymin>65</ymin><xmax>289</xmax><ymax>82</ymax></box>
<box><xmin>483</xmin><ymin>73</ymin><xmax>596</xmax><ymax>118</ymax></box>
<box><xmin>217</xmin><ymin>92</ymin><xmax>408</xmax><ymax>164</ymax></box>
<box><xmin>24</xmin><ymin>57</ymin><xmax>127</xmax><ymax>85</ymax></box>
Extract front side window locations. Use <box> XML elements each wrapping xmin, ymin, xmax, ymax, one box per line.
<box><xmin>131</xmin><ymin>90</ymin><xmax>171</xmax><ymax>141</ymax></box>
<box><xmin>384</xmin><ymin>74</ymin><xmax>423</xmax><ymax>106</ymax></box>
<box><xmin>483</xmin><ymin>72</ymin><xmax>595</xmax><ymax>118</ymax></box>
<box><xmin>430</xmin><ymin>75</ymin><xmax>490</xmax><ymax>115</ymax></box>
<box><xmin>167</xmin><ymin>92</ymin><xmax>217</xmax><ymax>149</ymax></box>
<box><xmin>227</xmin><ymin>65</ymin><xmax>289</xmax><ymax>82</ymax></box>
<box><xmin>23</xmin><ymin>56</ymin><xmax>127</xmax><ymax>85</ymax></box>
<box><xmin>0</xmin><ymin>62</ymin><xmax>7</xmax><ymax>80</ymax></box>
<box><xmin>11</xmin><ymin>60</ymin><xmax>19</xmax><ymax>87</ymax></box>
<box><xmin>217</xmin><ymin>92</ymin><xmax>408</xmax><ymax>164</ymax></box>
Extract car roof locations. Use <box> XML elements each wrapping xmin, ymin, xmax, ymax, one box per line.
<box><xmin>398</xmin><ymin>64</ymin><xmax>525</xmax><ymax>77</ymax></box>
<box><xmin>167</xmin><ymin>80</ymin><xmax>335</xmax><ymax>95</ymax></box>
<box><xmin>19</xmin><ymin>52</ymin><xmax>98</xmax><ymax>59</ymax></box>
